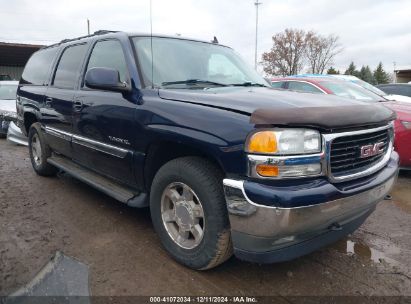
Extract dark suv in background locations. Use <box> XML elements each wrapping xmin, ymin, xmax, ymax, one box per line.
<box><xmin>377</xmin><ymin>83</ymin><xmax>411</xmax><ymax>98</ymax></box>
<box><xmin>17</xmin><ymin>31</ymin><xmax>399</xmax><ymax>269</ymax></box>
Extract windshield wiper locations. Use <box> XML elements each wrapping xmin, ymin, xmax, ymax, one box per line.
<box><xmin>229</xmin><ymin>82</ymin><xmax>267</xmax><ymax>87</ymax></box>
<box><xmin>162</xmin><ymin>79</ymin><xmax>228</xmax><ymax>87</ymax></box>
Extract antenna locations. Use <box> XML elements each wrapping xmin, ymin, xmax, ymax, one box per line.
<box><xmin>150</xmin><ymin>0</ymin><xmax>154</xmax><ymax>89</ymax></box>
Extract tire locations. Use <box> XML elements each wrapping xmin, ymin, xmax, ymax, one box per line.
<box><xmin>28</xmin><ymin>123</ymin><xmax>58</xmax><ymax>176</ymax></box>
<box><xmin>150</xmin><ymin>156</ymin><xmax>233</xmax><ymax>270</ymax></box>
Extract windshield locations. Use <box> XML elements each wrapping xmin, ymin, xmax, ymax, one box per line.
<box><xmin>0</xmin><ymin>84</ymin><xmax>18</xmax><ymax>100</ymax></box>
<box><xmin>352</xmin><ymin>79</ymin><xmax>386</xmax><ymax>96</ymax></box>
<box><xmin>318</xmin><ymin>81</ymin><xmax>382</xmax><ymax>102</ymax></box>
<box><xmin>132</xmin><ymin>37</ymin><xmax>267</xmax><ymax>88</ymax></box>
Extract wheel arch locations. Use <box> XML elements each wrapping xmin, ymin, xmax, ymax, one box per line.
<box><xmin>23</xmin><ymin>112</ymin><xmax>38</xmax><ymax>135</ymax></box>
<box><xmin>144</xmin><ymin>138</ymin><xmax>227</xmax><ymax>192</ymax></box>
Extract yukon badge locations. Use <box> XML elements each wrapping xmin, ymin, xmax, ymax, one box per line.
<box><xmin>108</xmin><ymin>136</ymin><xmax>131</xmax><ymax>145</ymax></box>
<box><xmin>360</xmin><ymin>142</ymin><xmax>385</xmax><ymax>158</ymax></box>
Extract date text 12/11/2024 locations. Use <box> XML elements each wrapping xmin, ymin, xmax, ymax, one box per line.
<box><xmin>149</xmin><ymin>296</ymin><xmax>258</xmax><ymax>303</ymax></box>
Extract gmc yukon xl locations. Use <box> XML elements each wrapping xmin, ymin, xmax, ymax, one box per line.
<box><xmin>17</xmin><ymin>31</ymin><xmax>399</xmax><ymax>270</ymax></box>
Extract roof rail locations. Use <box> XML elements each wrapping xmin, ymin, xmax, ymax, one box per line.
<box><xmin>93</xmin><ymin>30</ymin><xmax>118</xmax><ymax>35</ymax></box>
<box><xmin>42</xmin><ymin>30</ymin><xmax>119</xmax><ymax>49</ymax></box>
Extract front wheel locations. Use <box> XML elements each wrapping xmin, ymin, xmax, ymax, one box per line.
<box><xmin>28</xmin><ymin>123</ymin><xmax>57</xmax><ymax>176</ymax></box>
<box><xmin>150</xmin><ymin>157</ymin><xmax>233</xmax><ymax>270</ymax></box>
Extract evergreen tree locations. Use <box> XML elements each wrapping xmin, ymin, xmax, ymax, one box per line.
<box><xmin>373</xmin><ymin>62</ymin><xmax>390</xmax><ymax>84</ymax></box>
<box><xmin>344</xmin><ymin>62</ymin><xmax>359</xmax><ymax>76</ymax></box>
<box><xmin>359</xmin><ymin>65</ymin><xmax>376</xmax><ymax>84</ymax></box>
<box><xmin>327</xmin><ymin>67</ymin><xmax>340</xmax><ymax>74</ymax></box>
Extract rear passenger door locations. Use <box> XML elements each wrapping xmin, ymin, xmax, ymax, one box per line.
<box><xmin>43</xmin><ymin>43</ymin><xmax>89</xmax><ymax>158</ymax></box>
<box><xmin>71</xmin><ymin>39</ymin><xmax>136</xmax><ymax>186</ymax></box>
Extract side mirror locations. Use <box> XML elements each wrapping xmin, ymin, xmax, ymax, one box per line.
<box><xmin>85</xmin><ymin>67</ymin><xmax>130</xmax><ymax>92</ymax></box>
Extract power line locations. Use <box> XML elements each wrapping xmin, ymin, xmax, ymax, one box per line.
<box><xmin>0</xmin><ymin>37</ymin><xmax>57</xmax><ymax>43</ymax></box>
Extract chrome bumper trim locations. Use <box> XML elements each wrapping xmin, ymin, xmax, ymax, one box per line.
<box><xmin>247</xmin><ymin>153</ymin><xmax>324</xmax><ymax>179</ymax></box>
<box><xmin>223</xmin><ymin>175</ymin><xmax>396</xmax><ymax>239</ymax></box>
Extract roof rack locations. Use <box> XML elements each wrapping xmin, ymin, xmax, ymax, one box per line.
<box><xmin>43</xmin><ymin>30</ymin><xmax>119</xmax><ymax>49</ymax></box>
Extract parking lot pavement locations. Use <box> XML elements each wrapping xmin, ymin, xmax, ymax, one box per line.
<box><xmin>0</xmin><ymin>139</ymin><xmax>410</xmax><ymax>298</ymax></box>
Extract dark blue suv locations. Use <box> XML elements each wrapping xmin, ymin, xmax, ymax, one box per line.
<box><xmin>17</xmin><ymin>31</ymin><xmax>399</xmax><ymax>269</ymax></box>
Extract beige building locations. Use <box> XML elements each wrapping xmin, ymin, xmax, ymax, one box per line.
<box><xmin>0</xmin><ymin>42</ymin><xmax>43</xmax><ymax>80</ymax></box>
<box><xmin>394</xmin><ymin>66</ymin><xmax>411</xmax><ymax>83</ymax></box>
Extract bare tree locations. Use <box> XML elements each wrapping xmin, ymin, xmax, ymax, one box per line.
<box><xmin>261</xmin><ymin>29</ymin><xmax>309</xmax><ymax>76</ymax></box>
<box><xmin>306</xmin><ymin>34</ymin><xmax>342</xmax><ymax>74</ymax></box>
<box><xmin>261</xmin><ymin>29</ymin><xmax>343</xmax><ymax>76</ymax></box>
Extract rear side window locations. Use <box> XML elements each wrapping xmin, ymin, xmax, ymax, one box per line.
<box><xmin>86</xmin><ymin>40</ymin><xmax>128</xmax><ymax>84</ymax></box>
<box><xmin>21</xmin><ymin>47</ymin><xmax>58</xmax><ymax>85</ymax></box>
<box><xmin>53</xmin><ymin>44</ymin><xmax>88</xmax><ymax>89</ymax></box>
<box><xmin>288</xmin><ymin>81</ymin><xmax>322</xmax><ymax>93</ymax></box>
<box><xmin>271</xmin><ymin>81</ymin><xmax>284</xmax><ymax>89</ymax></box>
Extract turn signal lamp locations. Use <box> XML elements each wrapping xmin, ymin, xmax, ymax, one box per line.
<box><xmin>256</xmin><ymin>164</ymin><xmax>279</xmax><ymax>177</ymax></box>
<box><xmin>248</xmin><ymin>131</ymin><xmax>277</xmax><ymax>154</ymax></box>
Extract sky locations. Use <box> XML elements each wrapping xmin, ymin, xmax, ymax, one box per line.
<box><xmin>1</xmin><ymin>0</ymin><xmax>410</xmax><ymax>75</ymax></box>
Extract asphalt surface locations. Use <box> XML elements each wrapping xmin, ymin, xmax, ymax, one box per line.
<box><xmin>1</xmin><ymin>139</ymin><xmax>410</xmax><ymax>298</ymax></box>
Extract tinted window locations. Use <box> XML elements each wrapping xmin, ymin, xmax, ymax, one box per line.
<box><xmin>271</xmin><ymin>81</ymin><xmax>284</xmax><ymax>88</ymax></box>
<box><xmin>288</xmin><ymin>81</ymin><xmax>322</xmax><ymax>93</ymax></box>
<box><xmin>53</xmin><ymin>44</ymin><xmax>88</xmax><ymax>89</ymax></box>
<box><xmin>86</xmin><ymin>40</ymin><xmax>128</xmax><ymax>84</ymax></box>
<box><xmin>379</xmin><ymin>85</ymin><xmax>411</xmax><ymax>97</ymax></box>
<box><xmin>21</xmin><ymin>47</ymin><xmax>58</xmax><ymax>85</ymax></box>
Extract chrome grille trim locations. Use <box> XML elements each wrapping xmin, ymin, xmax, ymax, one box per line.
<box><xmin>323</xmin><ymin>123</ymin><xmax>394</xmax><ymax>183</ymax></box>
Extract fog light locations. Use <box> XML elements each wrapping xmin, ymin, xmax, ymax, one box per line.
<box><xmin>256</xmin><ymin>164</ymin><xmax>279</xmax><ymax>177</ymax></box>
<box><xmin>278</xmin><ymin>163</ymin><xmax>321</xmax><ymax>177</ymax></box>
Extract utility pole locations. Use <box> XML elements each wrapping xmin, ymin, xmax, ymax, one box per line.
<box><xmin>393</xmin><ymin>61</ymin><xmax>397</xmax><ymax>83</ymax></box>
<box><xmin>254</xmin><ymin>0</ymin><xmax>262</xmax><ymax>70</ymax></box>
<box><xmin>87</xmin><ymin>19</ymin><xmax>90</xmax><ymax>35</ymax></box>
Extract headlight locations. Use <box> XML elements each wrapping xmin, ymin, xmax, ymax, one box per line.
<box><xmin>246</xmin><ymin>128</ymin><xmax>323</xmax><ymax>179</ymax></box>
<box><xmin>401</xmin><ymin>121</ymin><xmax>411</xmax><ymax>129</ymax></box>
<box><xmin>246</xmin><ymin>129</ymin><xmax>321</xmax><ymax>155</ymax></box>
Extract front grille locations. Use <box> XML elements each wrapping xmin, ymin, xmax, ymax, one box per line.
<box><xmin>330</xmin><ymin>128</ymin><xmax>390</xmax><ymax>176</ymax></box>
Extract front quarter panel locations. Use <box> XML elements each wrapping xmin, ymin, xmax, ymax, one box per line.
<box><xmin>138</xmin><ymin>91</ymin><xmax>254</xmax><ymax>177</ymax></box>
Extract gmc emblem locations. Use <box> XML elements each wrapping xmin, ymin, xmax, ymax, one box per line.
<box><xmin>360</xmin><ymin>142</ymin><xmax>385</xmax><ymax>158</ymax></box>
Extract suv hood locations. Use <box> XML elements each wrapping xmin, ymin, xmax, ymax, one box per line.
<box><xmin>0</xmin><ymin>99</ymin><xmax>17</xmax><ymax>113</ymax></box>
<box><xmin>159</xmin><ymin>87</ymin><xmax>395</xmax><ymax>131</ymax></box>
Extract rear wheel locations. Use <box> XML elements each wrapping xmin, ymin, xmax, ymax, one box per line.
<box><xmin>28</xmin><ymin>123</ymin><xmax>57</xmax><ymax>176</ymax></box>
<box><xmin>150</xmin><ymin>157</ymin><xmax>233</xmax><ymax>270</ymax></box>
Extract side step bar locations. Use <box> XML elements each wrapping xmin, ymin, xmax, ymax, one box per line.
<box><xmin>47</xmin><ymin>155</ymin><xmax>148</xmax><ymax>208</ymax></box>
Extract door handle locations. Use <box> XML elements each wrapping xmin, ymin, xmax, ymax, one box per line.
<box><xmin>73</xmin><ymin>100</ymin><xmax>83</xmax><ymax>112</ymax></box>
<box><xmin>45</xmin><ymin>97</ymin><xmax>53</xmax><ymax>107</ymax></box>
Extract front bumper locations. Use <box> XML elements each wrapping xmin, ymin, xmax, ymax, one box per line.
<box><xmin>7</xmin><ymin>121</ymin><xmax>28</xmax><ymax>146</ymax></box>
<box><xmin>0</xmin><ymin>119</ymin><xmax>10</xmax><ymax>135</ymax></box>
<box><xmin>223</xmin><ymin>152</ymin><xmax>399</xmax><ymax>263</ymax></box>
